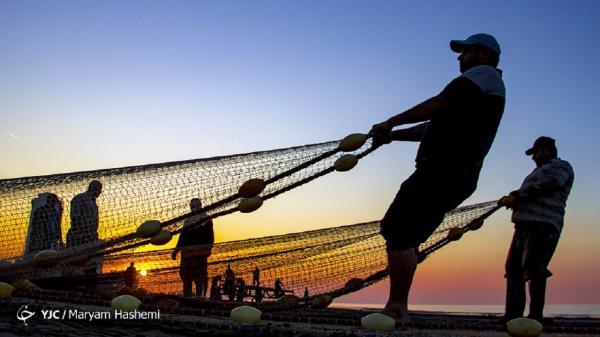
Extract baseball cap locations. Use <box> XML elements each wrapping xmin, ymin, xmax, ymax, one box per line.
<box><xmin>450</xmin><ymin>33</ymin><xmax>501</xmax><ymax>55</ymax></box>
<box><xmin>525</xmin><ymin>136</ymin><xmax>556</xmax><ymax>155</ymax></box>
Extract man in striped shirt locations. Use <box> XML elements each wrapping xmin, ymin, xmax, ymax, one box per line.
<box><xmin>498</xmin><ymin>136</ymin><xmax>574</xmax><ymax>322</ymax></box>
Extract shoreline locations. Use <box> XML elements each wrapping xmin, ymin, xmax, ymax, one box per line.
<box><xmin>331</xmin><ymin>303</ymin><xmax>600</xmax><ymax>319</ymax></box>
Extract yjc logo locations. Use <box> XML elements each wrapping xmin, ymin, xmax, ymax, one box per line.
<box><xmin>16</xmin><ymin>305</ymin><xmax>35</xmax><ymax>326</ymax></box>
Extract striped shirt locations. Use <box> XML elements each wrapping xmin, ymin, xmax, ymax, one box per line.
<box><xmin>511</xmin><ymin>158</ymin><xmax>574</xmax><ymax>232</ymax></box>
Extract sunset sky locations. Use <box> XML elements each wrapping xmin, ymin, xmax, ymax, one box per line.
<box><xmin>1</xmin><ymin>1</ymin><xmax>599</xmax><ymax>305</ymax></box>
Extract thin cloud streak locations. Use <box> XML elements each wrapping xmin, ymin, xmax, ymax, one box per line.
<box><xmin>5</xmin><ymin>132</ymin><xmax>23</xmax><ymax>140</ymax></box>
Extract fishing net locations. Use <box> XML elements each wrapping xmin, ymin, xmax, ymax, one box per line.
<box><xmin>0</xmin><ymin>135</ymin><xmax>499</xmax><ymax>303</ymax></box>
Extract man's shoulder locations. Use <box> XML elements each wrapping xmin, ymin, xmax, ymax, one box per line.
<box><xmin>460</xmin><ymin>65</ymin><xmax>505</xmax><ymax>97</ymax></box>
<box><xmin>551</xmin><ymin>158</ymin><xmax>574</xmax><ymax>173</ymax></box>
<box><xmin>71</xmin><ymin>193</ymin><xmax>86</xmax><ymax>204</ymax></box>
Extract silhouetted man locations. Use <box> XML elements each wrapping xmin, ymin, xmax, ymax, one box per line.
<box><xmin>498</xmin><ymin>137</ymin><xmax>574</xmax><ymax>322</ymax></box>
<box><xmin>67</xmin><ymin>180</ymin><xmax>102</xmax><ymax>247</ymax></box>
<box><xmin>25</xmin><ymin>193</ymin><xmax>63</xmax><ymax>255</ymax></box>
<box><xmin>172</xmin><ymin>197</ymin><xmax>214</xmax><ymax>297</ymax></box>
<box><xmin>370</xmin><ymin>33</ymin><xmax>505</xmax><ymax>322</ymax></box>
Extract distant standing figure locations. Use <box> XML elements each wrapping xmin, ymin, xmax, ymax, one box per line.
<box><xmin>25</xmin><ymin>193</ymin><xmax>64</xmax><ymax>255</ymax></box>
<box><xmin>498</xmin><ymin>137</ymin><xmax>574</xmax><ymax>322</ymax></box>
<box><xmin>274</xmin><ymin>278</ymin><xmax>283</xmax><ymax>299</ymax></box>
<box><xmin>235</xmin><ymin>278</ymin><xmax>246</xmax><ymax>301</ymax></box>
<box><xmin>224</xmin><ymin>264</ymin><xmax>236</xmax><ymax>301</ymax></box>
<box><xmin>252</xmin><ymin>266</ymin><xmax>260</xmax><ymax>287</ymax></box>
<box><xmin>172</xmin><ymin>197</ymin><xmax>214</xmax><ymax>297</ymax></box>
<box><xmin>254</xmin><ymin>286</ymin><xmax>263</xmax><ymax>303</ymax></box>
<box><xmin>209</xmin><ymin>275</ymin><xmax>221</xmax><ymax>301</ymax></box>
<box><xmin>124</xmin><ymin>262</ymin><xmax>138</xmax><ymax>288</ymax></box>
<box><xmin>303</xmin><ymin>287</ymin><xmax>309</xmax><ymax>299</ymax></box>
<box><xmin>66</xmin><ymin>180</ymin><xmax>102</xmax><ymax>247</ymax></box>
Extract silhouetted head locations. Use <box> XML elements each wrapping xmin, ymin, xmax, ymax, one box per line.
<box><xmin>46</xmin><ymin>193</ymin><xmax>60</xmax><ymax>205</ymax></box>
<box><xmin>190</xmin><ymin>198</ymin><xmax>202</xmax><ymax>211</ymax></box>
<box><xmin>526</xmin><ymin>136</ymin><xmax>558</xmax><ymax>167</ymax></box>
<box><xmin>450</xmin><ymin>33</ymin><xmax>501</xmax><ymax>73</ymax></box>
<box><xmin>87</xmin><ymin>180</ymin><xmax>102</xmax><ymax>197</ymax></box>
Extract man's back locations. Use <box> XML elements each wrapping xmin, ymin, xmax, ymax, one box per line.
<box><xmin>67</xmin><ymin>192</ymin><xmax>99</xmax><ymax>246</ymax></box>
<box><xmin>416</xmin><ymin>65</ymin><xmax>505</xmax><ymax>167</ymax></box>
<box><xmin>511</xmin><ymin>158</ymin><xmax>574</xmax><ymax>232</ymax></box>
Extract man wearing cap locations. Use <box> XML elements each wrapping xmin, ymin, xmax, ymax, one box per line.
<box><xmin>498</xmin><ymin>137</ymin><xmax>574</xmax><ymax>322</ymax></box>
<box><xmin>370</xmin><ymin>33</ymin><xmax>505</xmax><ymax>322</ymax></box>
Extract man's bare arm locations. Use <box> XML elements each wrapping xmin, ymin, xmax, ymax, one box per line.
<box><xmin>370</xmin><ymin>95</ymin><xmax>448</xmax><ymax>137</ymax></box>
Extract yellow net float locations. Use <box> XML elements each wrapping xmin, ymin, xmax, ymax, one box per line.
<box><xmin>230</xmin><ymin>305</ymin><xmax>262</xmax><ymax>324</ymax></box>
<box><xmin>32</xmin><ymin>249</ymin><xmax>60</xmax><ymax>268</ymax></box>
<box><xmin>12</xmin><ymin>279</ymin><xmax>37</xmax><ymax>291</ymax></box>
<box><xmin>238</xmin><ymin>196</ymin><xmax>263</xmax><ymax>213</ymax></box>
<box><xmin>238</xmin><ymin>178</ymin><xmax>266</xmax><ymax>198</ymax></box>
<box><xmin>506</xmin><ymin>317</ymin><xmax>543</xmax><ymax>337</ymax></box>
<box><xmin>361</xmin><ymin>313</ymin><xmax>395</xmax><ymax>332</ymax></box>
<box><xmin>446</xmin><ymin>227</ymin><xmax>464</xmax><ymax>241</ymax></box>
<box><xmin>468</xmin><ymin>219</ymin><xmax>485</xmax><ymax>231</ymax></box>
<box><xmin>334</xmin><ymin>154</ymin><xmax>358</xmax><ymax>172</ymax></box>
<box><xmin>310</xmin><ymin>294</ymin><xmax>333</xmax><ymax>309</ymax></box>
<box><xmin>111</xmin><ymin>294</ymin><xmax>142</xmax><ymax>312</ymax></box>
<box><xmin>150</xmin><ymin>230</ymin><xmax>172</xmax><ymax>246</ymax></box>
<box><xmin>136</xmin><ymin>220</ymin><xmax>162</xmax><ymax>238</ymax></box>
<box><xmin>0</xmin><ymin>282</ymin><xmax>15</xmax><ymax>299</ymax></box>
<box><xmin>338</xmin><ymin>133</ymin><xmax>367</xmax><ymax>152</ymax></box>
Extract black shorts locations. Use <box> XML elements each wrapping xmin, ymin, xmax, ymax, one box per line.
<box><xmin>505</xmin><ymin>221</ymin><xmax>560</xmax><ymax>281</ymax></box>
<box><xmin>380</xmin><ymin>164</ymin><xmax>480</xmax><ymax>251</ymax></box>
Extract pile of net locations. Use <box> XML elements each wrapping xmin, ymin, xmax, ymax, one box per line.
<box><xmin>0</xmin><ymin>134</ymin><xmax>499</xmax><ymax>306</ymax></box>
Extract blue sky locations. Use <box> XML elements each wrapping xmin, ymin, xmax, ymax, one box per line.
<box><xmin>1</xmin><ymin>1</ymin><xmax>599</xmax><ymax>303</ymax></box>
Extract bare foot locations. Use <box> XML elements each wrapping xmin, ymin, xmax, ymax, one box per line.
<box><xmin>383</xmin><ymin>302</ymin><xmax>410</xmax><ymax>323</ymax></box>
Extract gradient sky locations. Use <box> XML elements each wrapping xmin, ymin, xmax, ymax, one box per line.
<box><xmin>1</xmin><ymin>1</ymin><xmax>599</xmax><ymax>305</ymax></box>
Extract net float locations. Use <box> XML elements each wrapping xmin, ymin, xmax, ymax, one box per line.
<box><xmin>136</xmin><ymin>220</ymin><xmax>162</xmax><ymax>238</ymax></box>
<box><xmin>33</xmin><ymin>249</ymin><xmax>60</xmax><ymax>268</ymax></box>
<box><xmin>238</xmin><ymin>196</ymin><xmax>263</xmax><ymax>213</ymax></box>
<box><xmin>230</xmin><ymin>305</ymin><xmax>262</xmax><ymax>324</ymax></box>
<box><xmin>361</xmin><ymin>312</ymin><xmax>395</xmax><ymax>332</ymax></box>
<box><xmin>507</xmin><ymin>317</ymin><xmax>543</xmax><ymax>337</ymax></box>
<box><xmin>334</xmin><ymin>154</ymin><xmax>358</xmax><ymax>172</ymax></box>
<box><xmin>111</xmin><ymin>294</ymin><xmax>142</xmax><ymax>312</ymax></box>
<box><xmin>238</xmin><ymin>178</ymin><xmax>266</xmax><ymax>198</ymax></box>
<box><xmin>0</xmin><ymin>282</ymin><xmax>15</xmax><ymax>299</ymax></box>
<box><xmin>338</xmin><ymin>133</ymin><xmax>367</xmax><ymax>152</ymax></box>
<box><xmin>150</xmin><ymin>230</ymin><xmax>172</xmax><ymax>246</ymax></box>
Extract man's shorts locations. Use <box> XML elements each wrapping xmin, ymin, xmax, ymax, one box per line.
<box><xmin>380</xmin><ymin>164</ymin><xmax>480</xmax><ymax>251</ymax></box>
<box><xmin>505</xmin><ymin>221</ymin><xmax>560</xmax><ymax>281</ymax></box>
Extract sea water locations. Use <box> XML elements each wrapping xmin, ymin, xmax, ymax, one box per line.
<box><xmin>331</xmin><ymin>303</ymin><xmax>600</xmax><ymax>318</ymax></box>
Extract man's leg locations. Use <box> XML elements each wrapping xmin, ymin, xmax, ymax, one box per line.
<box><xmin>384</xmin><ymin>248</ymin><xmax>418</xmax><ymax>322</ymax></box>
<box><xmin>503</xmin><ymin>226</ymin><xmax>526</xmax><ymax>321</ymax></box>
<box><xmin>528</xmin><ymin>277</ymin><xmax>546</xmax><ymax>321</ymax></box>
<box><xmin>505</xmin><ymin>277</ymin><xmax>526</xmax><ymax>320</ymax></box>
<box><xmin>182</xmin><ymin>278</ymin><xmax>192</xmax><ymax>297</ymax></box>
<box><xmin>194</xmin><ymin>277</ymin><xmax>204</xmax><ymax>297</ymax></box>
<box><xmin>524</xmin><ymin>223</ymin><xmax>559</xmax><ymax>322</ymax></box>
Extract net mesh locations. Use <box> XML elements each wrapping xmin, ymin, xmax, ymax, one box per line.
<box><xmin>0</xmin><ymin>137</ymin><xmax>499</xmax><ymax>304</ymax></box>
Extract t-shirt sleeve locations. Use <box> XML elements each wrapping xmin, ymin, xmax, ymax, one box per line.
<box><xmin>461</xmin><ymin>65</ymin><xmax>505</xmax><ymax>97</ymax></box>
